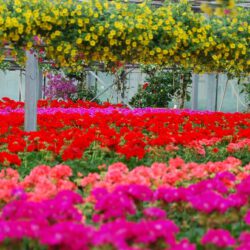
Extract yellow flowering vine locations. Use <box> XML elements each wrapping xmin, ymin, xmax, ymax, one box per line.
<box><xmin>0</xmin><ymin>0</ymin><xmax>249</xmax><ymax>75</ymax></box>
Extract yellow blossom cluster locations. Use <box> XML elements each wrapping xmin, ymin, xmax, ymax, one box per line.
<box><xmin>201</xmin><ymin>0</ymin><xmax>237</xmax><ymax>17</ymax></box>
<box><xmin>0</xmin><ymin>0</ymin><xmax>249</xmax><ymax>74</ymax></box>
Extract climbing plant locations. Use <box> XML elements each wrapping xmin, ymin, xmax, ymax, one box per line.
<box><xmin>0</xmin><ymin>0</ymin><xmax>249</xmax><ymax>75</ymax></box>
<box><xmin>130</xmin><ymin>66</ymin><xmax>192</xmax><ymax>108</ymax></box>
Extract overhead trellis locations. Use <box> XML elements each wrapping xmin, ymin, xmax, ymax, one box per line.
<box><xmin>0</xmin><ymin>0</ymin><xmax>249</xmax><ymax>75</ymax></box>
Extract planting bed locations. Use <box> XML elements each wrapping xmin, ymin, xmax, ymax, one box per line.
<box><xmin>0</xmin><ymin>97</ymin><xmax>249</xmax><ymax>250</ymax></box>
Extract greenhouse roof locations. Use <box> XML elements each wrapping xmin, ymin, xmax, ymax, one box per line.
<box><xmin>129</xmin><ymin>0</ymin><xmax>250</xmax><ymax>9</ymax></box>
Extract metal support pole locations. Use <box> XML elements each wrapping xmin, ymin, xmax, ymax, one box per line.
<box><xmin>206</xmin><ymin>73</ymin><xmax>217</xmax><ymax>111</ymax></box>
<box><xmin>19</xmin><ymin>70</ymin><xmax>23</xmax><ymax>101</ymax></box>
<box><xmin>38</xmin><ymin>67</ymin><xmax>43</xmax><ymax>99</ymax></box>
<box><xmin>218</xmin><ymin>76</ymin><xmax>229</xmax><ymax>112</ymax></box>
<box><xmin>215</xmin><ymin>74</ymin><xmax>219</xmax><ymax>111</ymax></box>
<box><xmin>24</xmin><ymin>51</ymin><xmax>39</xmax><ymax>132</ymax></box>
<box><xmin>191</xmin><ymin>74</ymin><xmax>199</xmax><ymax>110</ymax></box>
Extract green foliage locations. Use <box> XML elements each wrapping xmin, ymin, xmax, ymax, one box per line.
<box><xmin>15</xmin><ymin>143</ymin><xmax>250</xmax><ymax>179</ymax></box>
<box><xmin>130</xmin><ymin>67</ymin><xmax>192</xmax><ymax>108</ymax></box>
<box><xmin>239</xmin><ymin>79</ymin><xmax>250</xmax><ymax>108</ymax></box>
<box><xmin>0</xmin><ymin>61</ymin><xmax>10</xmax><ymax>72</ymax></box>
<box><xmin>76</xmin><ymin>85</ymin><xmax>98</xmax><ymax>102</ymax></box>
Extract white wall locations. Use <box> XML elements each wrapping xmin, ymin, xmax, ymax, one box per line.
<box><xmin>0</xmin><ymin>69</ymin><xmax>248</xmax><ymax>112</ymax></box>
<box><xmin>87</xmin><ymin>70</ymin><xmax>146</xmax><ymax>103</ymax></box>
<box><xmin>0</xmin><ymin>70</ymin><xmax>24</xmax><ymax>101</ymax></box>
<box><xmin>195</xmin><ymin>74</ymin><xmax>248</xmax><ymax>112</ymax></box>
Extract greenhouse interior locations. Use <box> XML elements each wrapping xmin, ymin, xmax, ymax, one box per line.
<box><xmin>0</xmin><ymin>0</ymin><xmax>249</xmax><ymax>249</ymax></box>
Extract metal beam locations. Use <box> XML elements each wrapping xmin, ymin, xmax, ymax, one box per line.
<box><xmin>24</xmin><ymin>51</ymin><xmax>39</xmax><ymax>132</ymax></box>
<box><xmin>89</xmin><ymin>71</ymin><xmax>116</xmax><ymax>102</ymax></box>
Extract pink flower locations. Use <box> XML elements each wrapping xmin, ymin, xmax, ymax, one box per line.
<box><xmin>165</xmin><ymin>144</ymin><xmax>179</xmax><ymax>152</ymax></box>
<box><xmin>81</xmin><ymin>173</ymin><xmax>100</xmax><ymax>187</ymax></box>
<box><xmin>49</xmin><ymin>165</ymin><xmax>72</xmax><ymax>179</ymax></box>
<box><xmin>168</xmin><ymin>157</ymin><xmax>185</xmax><ymax>168</ymax></box>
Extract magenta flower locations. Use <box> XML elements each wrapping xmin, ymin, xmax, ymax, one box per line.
<box><xmin>154</xmin><ymin>187</ymin><xmax>186</xmax><ymax>203</ymax></box>
<box><xmin>224</xmin><ymin>9</ymin><xmax>231</xmax><ymax>15</ymax></box>
<box><xmin>143</xmin><ymin>207</ymin><xmax>167</xmax><ymax>220</ymax></box>
<box><xmin>44</xmin><ymin>74</ymin><xmax>77</xmax><ymax>100</ymax></box>
<box><xmin>244</xmin><ymin>210</ymin><xmax>250</xmax><ymax>225</ymax></box>
<box><xmin>1</xmin><ymin>190</ymin><xmax>83</xmax><ymax>224</ymax></box>
<box><xmin>0</xmin><ymin>220</ymin><xmax>45</xmax><ymax>241</ymax></box>
<box><xmin>227</xmin><ymin>193</ymin><xmax>248</xmax><ymax>208</ymax></box>
<box><xmin>236</xmin><ymin>176</ymin><xmax>250</xmax><ymax>195</ymax></box>
<box><xmin>201</xmin><ymin>229</ymin><xmax>236</xmax><ymax>248</ymax></box>
<box><xmin>115</xmin><ymin>184</ymin><xmax>154</xmax><ymax>202</ymax></box>
<box><xmin>188</xmin><ymin>178</ymin><xmax>228</xmax><ymax>195</ymax></box>
<box><xmin>187</xmin><ymin>190</ymin><xmax>231</xmax><ymax>214</ymax></box>
<box><xmin>92</xmin><ymin>188</ymin><xmax>137</xmax><ymax>221</ymax></box>
<box><xmin>237</xmin><ymin>232</ymin><xmax>250</xmax><ymax>250</ymax></box>
<box><xmin>93</xmin><ymin>218</ymin><xmax>179</xmax><ymax>249</ymax></box>
<box><xmin>170</xmin><ymin>238</ymin><xmax>196</xmax><ymax>250</ymax></box>
<box><xmin>133</xmin><ymin>219</ymin><xmax>179</xmax><ymax>245</ymax></box>
<box><xmin>11</xmin><ymin>188</ymin><xmax>27</xmax><ymax>200</ymax></box>
<box><xmin>215</xmin><ymin>171</ymin><xmax>236</xmax><ymax>182</ymax></box>
<box><xmin>39</xmin><ymin>222</ymin><xmax>94</xmax><ymax>250</ymax></box>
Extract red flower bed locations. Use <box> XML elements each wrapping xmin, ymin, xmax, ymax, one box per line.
<box><xmin>0</xmin><ymin>99</ymin><xmax>249</xmax><ymax>167</ymax></box>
